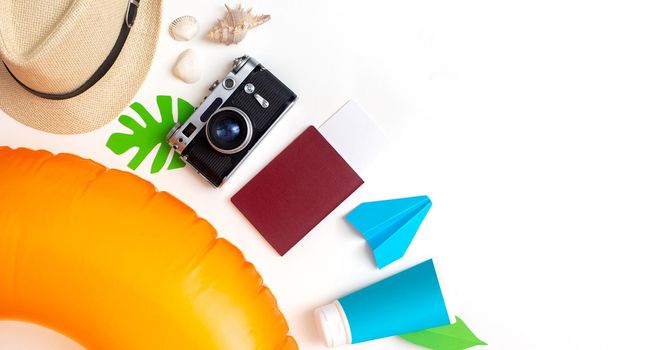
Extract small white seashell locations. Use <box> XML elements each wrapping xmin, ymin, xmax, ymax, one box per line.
<box><xmin>207</xmin><ymin>4</ymin><xmax>270</xmax><ymax>45</ymax></box>
<box><xmin>172</xmin><ymin>49</ymin><xmax>201</xmax><ymax>84</ymax></box>
<box><xmin>169</xmin><ymin>16</ymin><xmax>199</xmax><ymax>41</ymax></box>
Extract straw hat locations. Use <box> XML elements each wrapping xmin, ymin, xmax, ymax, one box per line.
<box><xmin>0</xmin><ymin>0</ymin><xmax>162</xmax><ymax>134</ymax></box>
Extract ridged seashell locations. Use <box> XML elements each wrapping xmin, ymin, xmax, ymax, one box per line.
<box><xmin>169</xmin><ymin>16</ymin><xmax>199</xmax><ymax>41</ymax></box>
<box><xmin>206</xmin><ymin>4</ymin><xmax>270</xmax><ymax>45</ymax></box>
<box><xmin>172</xmin><ymin>49</ymin><xmax>201</xmax><ymax>84</ymax></box>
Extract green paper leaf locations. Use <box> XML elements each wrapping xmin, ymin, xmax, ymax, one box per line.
<box><xmin>400</xmin><ymin>316</ymin><xmax>486</xmax><ymax>350</ymax></box>
<box><xmin>106</xmin><ymin>96</ymin><xmax>195</xmax><ymax>173</ymax></box>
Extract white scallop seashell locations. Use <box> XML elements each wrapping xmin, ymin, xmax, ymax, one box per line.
<box><xmin>169</xmin><ymin>16</ymin><xmax>199</xmax><ymax>41</ymax></box>
<box><xmin>172</xmin><ymin>49</ymin><xmax>201</xmax><ymax>84</ymax></box>
<box><xmin>207</xmin><ymin>4</ymin><xmax>270</xmax><ymax>45</ymax></box>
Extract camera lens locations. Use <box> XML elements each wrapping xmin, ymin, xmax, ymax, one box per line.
<box><xmin>206</xmin><ymin>107</ymin><xmax>253</xmax><ymax>154</ymax></box>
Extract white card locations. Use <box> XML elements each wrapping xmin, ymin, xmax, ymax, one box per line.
<box><xmin>318</xmin><ymin>100</ymin><xmax>387</xmax><ymax>175</ymax></box>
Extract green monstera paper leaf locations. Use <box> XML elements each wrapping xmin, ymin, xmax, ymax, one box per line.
<box><xmin>107</xmin><ymin>96</ymin><xmax>195</xmax><ymax>173</ymax></box>
<box><xmin>400</xmin><ymin>317</ymin><xmax>486</xmax><ymax>350</ymax></box>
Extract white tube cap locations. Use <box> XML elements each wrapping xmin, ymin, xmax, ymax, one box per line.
<box><xmin>314</xmin><ymin>301</ymin><xmax>351</xmax><ymax>347</ymax></box>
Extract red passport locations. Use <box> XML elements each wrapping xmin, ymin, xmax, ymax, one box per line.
<box><xmin>231</xmin><ymin>126</ymin><xmax>364</xmax><ymax>255</ymax></box>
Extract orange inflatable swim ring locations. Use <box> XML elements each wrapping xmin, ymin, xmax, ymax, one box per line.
<box><xmin>0</xmin><ymin>147</ymin><xmax>297</xmax><ymax>350</ymax></box>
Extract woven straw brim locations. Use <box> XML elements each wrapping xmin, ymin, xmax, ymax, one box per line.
<box><xmin>0</xmin><ymin>0</ymin><xmax>161</xmax><ymax>135</ymax></box>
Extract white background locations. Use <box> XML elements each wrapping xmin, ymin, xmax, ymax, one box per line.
<box><xmin>1</xmin><ymin>0</ymin><xmax>655</xmax><ymax>349</ymax></box>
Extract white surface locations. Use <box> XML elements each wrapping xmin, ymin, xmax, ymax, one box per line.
<box><xmin>319</xmin><ymin>100</ymin><xmax>387</xmax><ymax>176</ymax></box>
<box><xmin>1</xmin><ymin>0</ymin><xmax>655</xmax><ymax>349</ymax></box>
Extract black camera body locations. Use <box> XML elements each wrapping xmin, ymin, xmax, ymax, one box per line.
<box><xmin>168</xmin><ymin>56</ymin><xmax>297</xmax><ymax>186</ymax></box>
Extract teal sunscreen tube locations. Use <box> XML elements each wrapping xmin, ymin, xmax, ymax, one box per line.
<box><xmin>315</xmin><ymin>259</ymin><xmax>450</xmax><ymax>347</ymax></box>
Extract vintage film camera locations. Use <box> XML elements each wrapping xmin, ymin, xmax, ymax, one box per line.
<box><xmin>168</xmin><ymin>56</ymin><xmax>297</xmax><ymax>186</ymax></box>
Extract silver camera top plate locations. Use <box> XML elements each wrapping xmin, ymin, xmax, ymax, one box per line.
<box><xmin>168</xmin><ymin>56</ymin><xmax>260</xmax><ymax>154</ymax></box>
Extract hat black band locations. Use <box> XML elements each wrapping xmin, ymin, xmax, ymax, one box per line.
<box><xmin>2</xmin><ymin>0</ymin><xmax>140</xmax><ymax>101</ymax></box>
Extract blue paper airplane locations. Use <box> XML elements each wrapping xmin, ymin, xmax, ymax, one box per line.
<box><xmin>346</xmin><ymin>195</ymin><xmax>432</xmax><ymax>268</ymax></box>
